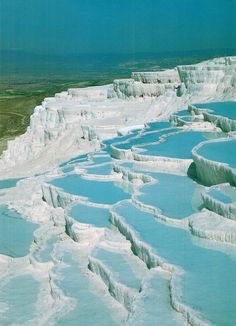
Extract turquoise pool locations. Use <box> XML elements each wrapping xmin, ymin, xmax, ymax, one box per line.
<box><xmin>137</xmin><ymin>172</ymin><xmax>203</xmax><ymax>219</ymax></box>
<box><xmin>0</xmin><ymin>178</ymin><xmax>22</xmax><ymax>189</ymax></box>
<box><xmin>0</xmin><ymin>275</ymin><xmax>39</xmax><ymax>324</ymax></box>
<box><xmin>145</xmin><ymin>121</ymin><xmax>171</xmax><ymax>131</ymax></box>
<box><xmin>85</xmin><ymin>163</ymin><xmax>113</xmax><ymax>176</ymax></box>
<box><xmin>113</xmin><ymin>201</ymin><xmax>236</xmax><ymax>326</ymax></box>
<box><xmin>103</xmin><ymin>129</ymin><xmax>141</xmax><ymax>146</ymax></box>
<box><xmin>59</xmin><ymin>154</ymin><xmax>89</xmax><ymax>167</ymax></box>
<box><xmin>206</xmin><ymin>185</ymin><xmax>236</xmax><ymax>204</ymax></box>
<box><xmin>0</xmin><ymin>206</ymin><xmax>37</xmax><ymax>257</ymax></box>
<box><xmin>138</xmin><ymin>131</ymin><xmax>212</xmax><ymax>159</ymax></box>
<box><xmin>115</xmin><ymin>128</ymin><xmax>177</xmax><ymax>151</ymax></box>
<box><xmin>91</xmin><ymin>248</ymin><xmax>141</xmax><ymax>290</ymax></box>
<box><xmin>174</xmin><ymin>109</ymin><xmax>190</xmax><ymax>117</ymax></box>
<box><xmin>197</xmin><ymin>139</ymin><xmax>236</xmax><ymax>168</ymax></box>
<box><xmin>54</xmin><ymin>251</ymin><xmax>117</xmax><ymax>326</ymax></box>
<box><xmin>195</xmin><ymin>102</ymin><xmax>236</xmax><ymax>120</ymax></box>
<box><xmin>50</xmin><ymin>174</ymin><xmax>130</xmax><ymax>204</ymax></box>
<box><xmin>68</xmin><ymin>202</ymin><xmax>110</xmax><ymax>227</ymax></box>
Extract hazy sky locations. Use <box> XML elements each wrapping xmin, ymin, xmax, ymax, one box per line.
<box><xmin>1</xmin><ymin>0</ymin><xmax>236</xmax><ymax>55</ymax></box>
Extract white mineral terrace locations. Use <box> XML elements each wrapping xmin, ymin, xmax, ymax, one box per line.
<box><xmin>0</xmin><ymin>56</ymin><xmax>236</xmax><ymax>326</ymax></box>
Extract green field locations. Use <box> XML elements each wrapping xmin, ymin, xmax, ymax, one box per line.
<box><xmin>0</xmin><ymin>95</ymin><xmax>37</xmax><ymax>154</ymax></box>
<box><xmin>1</xmin><ymin>49</ymin><xmax>230</xmax><ymax>155</ymax></box>
<box><xmin>0</xmin><ymin>79</ymin><xmax>112</xmax><ymax>155</ymax></box>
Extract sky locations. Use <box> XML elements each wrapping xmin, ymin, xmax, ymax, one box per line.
<box><xmin>0</xmin><ymin>0</ymin><xmax>236</xmax><ymax>55</ymax></box>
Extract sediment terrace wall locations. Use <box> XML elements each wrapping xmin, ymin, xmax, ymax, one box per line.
<box><xmin>189</xmin><ymin>103</ymin><xmax>236</xmax><ymax>132</ymax></box>
<box><xmin>201</xmin><ymin>185</ymin><xmax>236</xmax><ymax>220</ymax></box>
<box><xmin>110</xmin><ymin>205</ymin><xmax>210</xmax><ymax>326</ymax></box>
<box><xmin>112</xmin><ymin>79</ymin><xmax>167</xmax><ymax>99</ymax></box>
<box><xmin>131</xmin><ymin>69</ymin><xmax>180</xmax><ymax>84</ymax></box>
<box><xmin>42</xmin><ymin>183</ymin><xmax>77</xmax><ymax>209</ymax></box>
<box><xmin>178</xmin><ymin>57</ymin><xmax>236</xmax><ymax>98</ymax></box>
<box><xmin>192</xmin><ymin>138</ymin><xmax>236</xmax><ymax>186</ymax></box>
<box><xmin>1</xmin><ymin>56</ymin><xmax>236</xmax><ymax>171</ymax></box>
<box><xmin>88</xmin><ymin>257</ymin><xmax>137</xmax><ymax>312</ymax></box>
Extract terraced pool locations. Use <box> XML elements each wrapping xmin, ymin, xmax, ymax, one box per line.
<box><xmin>136</xmin><ymin>131</ymin><xmax>210</xmax><ymax>159</ymax></box>
<box><xmin>0</xmin><ymin>275</ymin><xmax>39</xmax><ymax>324</ymax></box>
<box><xmin>195</xmin><ymin>101</ymin><xmax>236</xmax><ymax>120</ymax></box>
<box><xmin>0</xmin><ymin>206</ymin><xmax>37</xmax><ymax>257</ymax></box>
<box><xmin>197</xmin><ymin>138</ymin><xmax>236</xmax><ymax>168</ymax></box>
<box><xmin>112</xmin><ymin>200</ymin><xmax>236</xmax><ymax>326</ymax></box>
<box><xmin>114</xmin><ymin>128</ymin><xmax>177</xmax><ymax>151</ymax></box>
<box><xmin>137</xmin><ymin>172</ymin><xmax>203</xmax><ymax>219</ymax></box>
<box><xmin>68</xmin><ymin>202</ymin><xmax>110</xmax><ymax>227</ymax></box>
<box><xmin>50</xmin><ymin>174</ymin><xmax>130</xmax><ymax>204</ymax></box>
<box><xmin>3</xmin><ymin>100</ymin><xmax>236</xmax><ymax>325</ymax></box>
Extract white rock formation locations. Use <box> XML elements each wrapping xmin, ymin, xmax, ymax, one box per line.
<box><xmin>1</xmin><ymin>56</ymin><xmax>236</xmax><ymax>326</ymax></box>
<box><xmin>0</xmin><ymin>56</ymin><xmax>236</xmax><ymax>178</ymax></box>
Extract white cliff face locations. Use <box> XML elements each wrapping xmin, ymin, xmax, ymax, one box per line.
<box><xmin>178</xmin><ymin>57</ymin><xmax>236</xmax><ymax>100</ymax></box>
<box><xmin>1</xmin><ymin>56</ymin><xmax>236</xmax><ymax>326</ymax></box>
<box><xmin>0</xmin><ymin>86</ymin><xmax>112</xmax><ymax>174</ymax></box>
<box><xmin>132</xmin><ymin>69</ymin><xmax>180</xmax><ymax>84</ymax></box>
<box><xmin>111</xmin><ymin>79</ymin><xmax>167</xmax><ymax>99</ymax></box>
<box><xmin>0</xmin><ymin>56</ymin><xmax>236</xmax><ymax>177</ymax></box>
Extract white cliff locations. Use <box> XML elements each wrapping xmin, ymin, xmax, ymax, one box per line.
<box><xmin>1</xmin><ymin>56</ymin><xmax>236</xmax><ymax>326</ymax></box>
<box><xmin>0</xmin><ymin>56</ymin><xmax>236</xmax><ymax>177</ymax></box>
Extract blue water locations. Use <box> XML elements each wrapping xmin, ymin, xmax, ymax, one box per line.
<box><xmin>51</xmin><ymin>174</ymin><xmax>130</xmax><ymax>204</ymax></box>
<box><xmin>61</xmin><ymin>166</ymin><xmax>75</xmax><ymax>173</ymax></box>
<box><xmin>145</xmin><ymin>121</ymin><xmax>171</xmax><ymax>131</ymax></box>
<box><xmin>36</xmin><ymin>234</ymin><xmax>58</xmax><ymax>263</ymax></box>
<box><xmin>197</xmin><ymin>139</ymin><xmax>236</xmax><ymax>168</ymax></box>
<box><xmin>114</xmin><ymin>128</ymin><xmax>177</xmax><ymax>151</ymax></box>
<box><xmin>208</xmin><ymin>189</ymin><xmax>233</xmax><ymax>204</ymax></box>
<box><xmin>59</xmin><ymin>154</ymin><xmax>89</xmax><ymax>167</ymax></box>
<box><xmin>127</xmin><ymin>269</ymin><xmax>185</xmax><ymax>326</ymax></box>
<box><xmin>89</xmin><ymin>154</ymin><xmax>112</xmax><ymax>165</ymax></box>
<box><xmin>0</xmin><ymin>178</ymin><xmax>22</xmax><ymax>189</ymax></box>
<box><xmin>54</xmin><ymin>251</ymin><xmax>117</xmax><ymax>326</ymax></box>
<box><xmin>138</xmin><ymin>173</ymin><xmax>202</xmax><ymax>219</ymax></box>
<box><xmin>113</xmin><ymin>201</ymin><xmax>236</xmax><ymax>326</ymax></box>
<box><xmin>179</xmin><ymin>116</ymin><xmax>202</xmax><ymax>122</ymax></box>
<box><xmin>138</xmin><ymin>131</ymin><xmax>210</xmax><ymax>159</ymax></box>
<box><xmin>69</xmin><ymin>203</ymin><xmax>110</xmax><ymax>228</ymax></box>
<box><xmin>195</xmin><ymin>101</ymin><xmax>236</xmax><ymax>120</ymax></box>
<box><xmin>86</xmin><ymin>163</ymin><xmax>113</xmax><ymax>176</ymax></box>
<box><xmin>174</xmin><ymin>110</ymin><xmax>190</xmax><ymax>117</ymax></box>
<box><xmin>0</xmin><ymin>275</ymin><xmax>39</xmax><ymax>324</ymax></box>
<box><xmin>0</xmin><ymin>206</ymin><xmax>37</xmax><ymax>257</ymax></box>
<box><xmin>103</xmin><ymin>130</ymin><xmax>141</xmax><ymax>146</ymax></box>
<box><xmin>3</xmin><ymin>102</ymin><xmax>235</xmax><ymax>325</ymax></box>
<box><xmin>92</xmin><ymin>248</ymin><xmax>141</xmax><ymax>290</ymax></box>
<box><xmin>207</xmin><ymin>185</ymin><xmax>236</xmax><ymax>204</ymax></box>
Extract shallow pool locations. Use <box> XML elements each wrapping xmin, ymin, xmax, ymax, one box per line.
<box><xmin>92</xmin><ymin>248</ymin><xmax>141</xmax><ymax>290</ymax></box>
<box><xmin>115</xmin><ymin>128</ymin><xmax>177</xmax><ymax>151</ymax></box>
<box><xmin>68</xmin><ymin>203</ymin><xmax>110</xmax><ymax>227</ymax></box>
<box><xmin>174</xmin><ymin>109</ymin><xmax>190</xmax><ymax>117</ymax></box>
<box><xmin>138</xmin><ymin>131</ymin><xmax>212</xmax><ymax>159</ymax></box>
<box><xmin>50</xmin><ymin>174</ymin><xmax>130</xmax><ymax>204</ymax></box>
<box><xmin>113</xmin><ymin>201</ymin><xmax>236</xmax><ymax>325</ymax></box>
<box><xmin>0</xmin><ymin>275</ymin><xmax>39</xmax><ymax>324</ymax></box>
<box><xmin>0</xmin><ymin>206</ymin><xmax>37</xmax><ymax>257</ymax></box>
<box><xmin>0</xmin><ymin>178</ymin><xmax>22</xmax><ymax>189</ymax></box>
<box><xmin>197</xmin><ymin>138</ymin><xmax>236</xmax><ymax>168</ymax></box>
<box><xmin>54</xmin><ymin>251</ymin><xmax>117</xmax><ymax>326</ymax></box>
<box><xmin>59</xmin><ymin>153</ymin><xmax>89</xmax><ymax>167</ymax></box>
<box><xmin>85</xmin><ymin>163</ymin><xmax>113</xmax><ymax>176</ymax></box>
<box><xmin>145</xmin><ymin>121</ymin><xmax>171</xmax><ymax>131</ymax></box>
<box><xmin>207</xmin><ymin>184</ymin><xmax>236</xmax><ymax>204</ymax></box>
<box><xmin>137</xmin><ymin>172</ymin><xmax>203</xmax><ymax>219</ymax></box>
<box><xmin>195</xmin><ymin>101</ymin><xmax>236</xmax><ymax>120</ymax></box>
